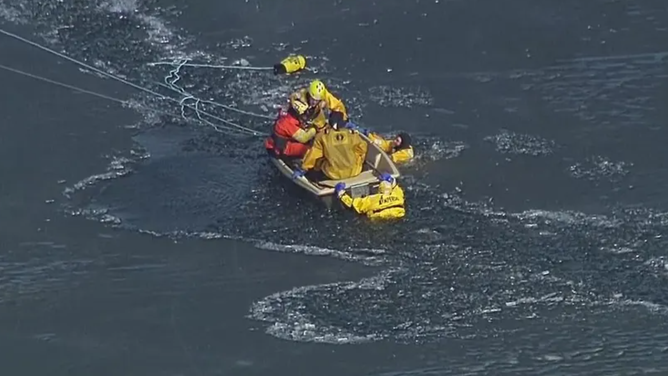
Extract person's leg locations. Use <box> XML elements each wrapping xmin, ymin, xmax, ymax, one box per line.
<box><xmin>305</xmin><ymin>170</ymin><xmax>328</xmax><ymax>182</ymax></box>
<box><xmin>283</xmin><ymin>142</ymin><xmax>310</xmax><ymax>158</ymax></box>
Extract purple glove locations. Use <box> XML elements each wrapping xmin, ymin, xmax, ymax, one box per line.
<box><xmin>292</xmin><ymin>168</ymin><xmax>305</xmax><ymax>180</ymax></box>
<box><xmin>334</xmin><ymin>182</ymin><xmax>346</xmax><ymax>196</ymax></box>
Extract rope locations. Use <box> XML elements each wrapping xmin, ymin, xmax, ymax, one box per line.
<box><xmin>0</xmin><ymin>63</ymin><xmax>258</xmax><ymax>136</ymax></box>
<box><xmin>147</xmin><ymin>61</ymin><xmax>274</xmax><ymax>70</ymax></box>
<box><xmin>0</xmin><ymin>28</ymin><xmax>266</xmax><ymax>136</ymax></box>
<box><xmin>159</xmin><ymin>58</ymin><xmax>274</xmax><ymax>120</ymax></box>
<box><xmin>0</xmin><ymin>63</ymin><xmax>130</xmax><ymax>104</ymax></box>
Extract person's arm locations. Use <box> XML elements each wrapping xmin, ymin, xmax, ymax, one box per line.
<box><xmin>354</xmin><ymin>136</ymin><xmax>369</xmax><ymax>166</ymax></box>
<box><xmin>325</xmin><ymin>92</ymin><xmax>348</xmax><ymax>120</ymax></box>
<box><xmin>369</xmin><ymin>133</ymin><xmax>393</xmax><ymax>153</ymax></box>
<box><xmin>338</xmin><ymin>192</ymin><xmax>372</xmax><ymax>214</ymax></box>
<box><xmin>391</xmin><ymin>147</ymin><xmax>414</xmax><ymax>164</ymax></box>
<box><xmin>289</xmin><ymin>89</ymin><xmax>308</xmax><ymax>107</ymax></box>
<box><xmin>301</xmin><ymin>136</ymin><xmax>323</xmax><ymax>170</ymax></box>
<box><xmin>292</xmin><ymin>127</ymin><xmax>316</xmax><ymax>143</ymax></box>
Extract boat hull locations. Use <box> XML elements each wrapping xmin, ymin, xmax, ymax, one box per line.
<box><xmin>268</xmin><ymin>133</ymin><xmax>401</xmax><ymax>207</ymax></box>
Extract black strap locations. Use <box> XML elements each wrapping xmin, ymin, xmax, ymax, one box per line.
<box><xmin>271</xmin><ymin>133</ymin><xmax>289</xmax><ymax>154</ymax></box>
<box><xmin>369</xmin><ymin>203</ymin><xmax>403</xmax><ymax>215</ymax></box>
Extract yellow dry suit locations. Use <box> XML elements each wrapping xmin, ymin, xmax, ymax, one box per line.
<box><xmin>301</xmin><ymin>127</ymin><xmax>367</xmax><ymax>180</ymax></box>
<box><xmin>336</xmin><ymin>173</ymin><xmax>405</xmax><ymax>220</ymax></box>
<box><xmin>290</xmin><ymin>79</ymin><xmax>348</xmax><ymax>132</ymax></box>
<box><xmin>368</xmin><ymin>132</ymin><xmax>414</xmax><ymax>165</ymax></box>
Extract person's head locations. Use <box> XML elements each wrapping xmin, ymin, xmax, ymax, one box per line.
<box><xmin>328</xmin><ymin>111</ymin><xmax>345</xmax><ymax>130</ymax></box>
<box><xmin>288</xmin><ymin>98</ymin><xmax>309</xmax><ymax>124</ymax></box>
<box><xmin>393</xmin><ymin>132</ymin><xmax>412</xmax><ymax>150</ymax></box>
<box><xmin>378</xmin><ymin>173</ymin><xmax>396</xmax><ymax>195</ymax></box>
<box><xmin>307</xmin><ymin>79</ymin><xmax>327</xmax><ymax>106</ymax></box>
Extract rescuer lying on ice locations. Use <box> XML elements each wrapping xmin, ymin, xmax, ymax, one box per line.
<box><xmin>264</xmin><ymin>98</ymin><xmax>316</xmax><ymax>158</ymax></box>
<box><xmin>290</xmin><ymin>79</ymin><xmax>348</xmax><ymax>132</ymax></box>
<box><xmin>345</xmin><ymin>122</ymin><xmax>414</xmax><ymax>165</ymax></box>
<box><xmin>292</xmin><ymin>112</ymin><xmax>368</xmax><ymax>182</ymax></box>
<box><xmin>334</xmin><ymin>173</ymin><xmax>406</xmax><ymax>220</ymax></box>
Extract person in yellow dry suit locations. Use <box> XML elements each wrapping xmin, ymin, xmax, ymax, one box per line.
<box><xmin>334</xmin><ymin>173</ymin><xmax>405</xmax><ymax>220</ymax></box>
<box><xmin>290</xmin><ymin>79</ymin><xmax>348</xmax><ymax>132</ymax></box>
<box><xmin>345</xmin><ymin>122</ymin><xmax>414</xmax><ymax>164</ymax></box>
<box><xmin>292</xmin><ymin>112</ymin><xmax>367</xmax><ymax>181</ymax></box>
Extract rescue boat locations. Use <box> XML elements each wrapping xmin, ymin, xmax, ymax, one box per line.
<box><xmin>269</xmin><ymin>133</ymin><xmax>401</xmax><ymax>208</ymax></box>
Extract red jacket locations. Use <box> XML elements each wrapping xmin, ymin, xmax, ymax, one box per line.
<box><xmin>264</xmin><ymin>111</ymin><xmax>311</xmax><ymax>158</ymax></box>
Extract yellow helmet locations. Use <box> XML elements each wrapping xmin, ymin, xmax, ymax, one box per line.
<box><xmin>290</xmin><ymin>98</ymin><xmax>309</xmax><ymax>115</ymax></box>
<box><xmin>308</xmin><ymin>79</ymin><xmax>327</xmax><ymax>101</ymax></box>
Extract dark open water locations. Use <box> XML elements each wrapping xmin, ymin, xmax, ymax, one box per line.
<box><xmin>1</xmin><ymin>0</ymin><xmax>667</xmax><ymax>374</ymax></box>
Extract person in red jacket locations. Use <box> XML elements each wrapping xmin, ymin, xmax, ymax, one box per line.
<box><xmin>265</xmin><ymin>98</ymin><xmax>317</xmax><ymax>158</ymax></box>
